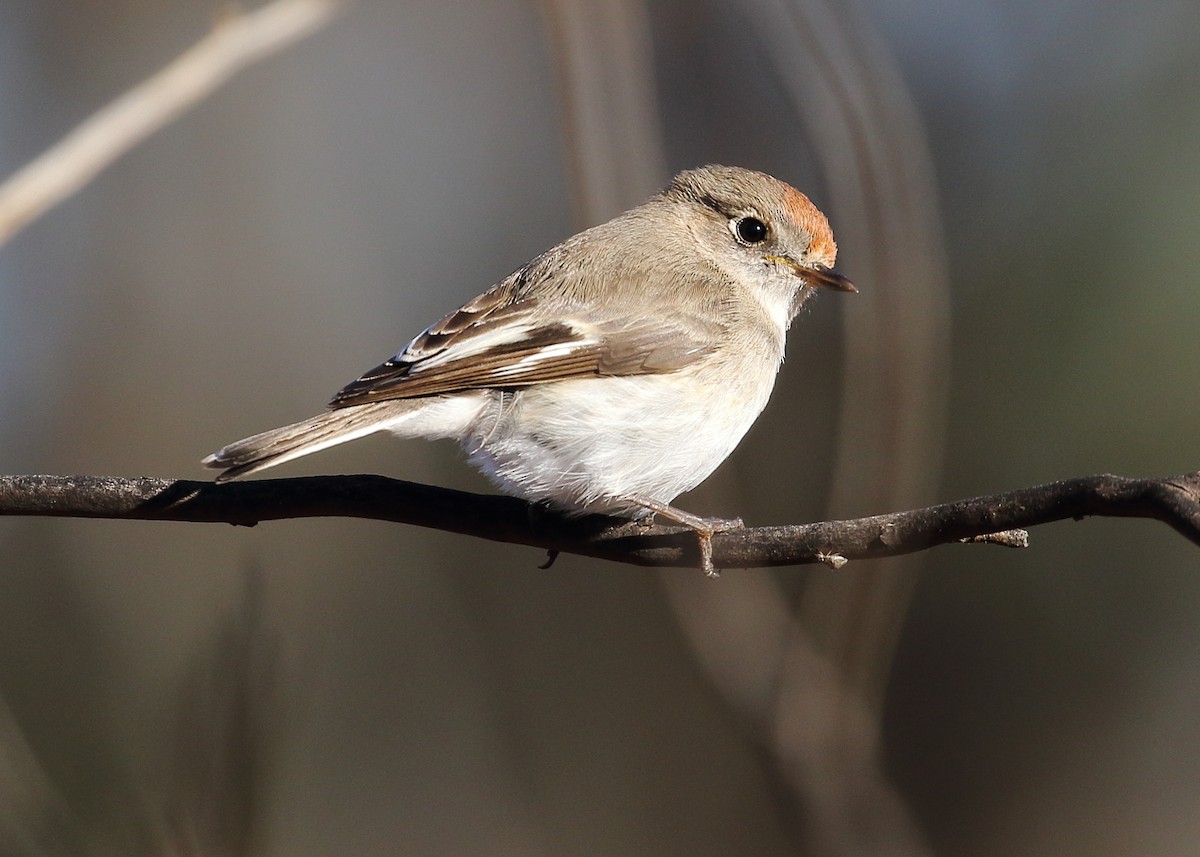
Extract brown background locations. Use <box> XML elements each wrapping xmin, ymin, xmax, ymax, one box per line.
<box><xmin>1</xmin><ymin>1</ymin><xmax>1198</xmax><ymax>855</ymax></box>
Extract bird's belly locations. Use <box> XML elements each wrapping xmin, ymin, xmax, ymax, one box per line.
<box><xmin>463</xmin><ymin>368</ymin><xmax>777</xmax><ymax>516</ymax></box>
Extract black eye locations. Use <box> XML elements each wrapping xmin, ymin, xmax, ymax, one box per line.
<box><xmin>734</xmin><ymin>216</ymin><xmax>769</xmax><ymax>245</ymax></box>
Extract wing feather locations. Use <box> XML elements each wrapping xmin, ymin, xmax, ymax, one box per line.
<box><xmin>329</xmin><ymin>282</ymin><xmax>717</xmax><ymax>408</ymax></box>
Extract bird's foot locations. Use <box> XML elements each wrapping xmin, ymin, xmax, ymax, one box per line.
<box><xmin>624</xmin><ymin>497</ymin><xmax>743</xmax><ymax>577</ymax></box>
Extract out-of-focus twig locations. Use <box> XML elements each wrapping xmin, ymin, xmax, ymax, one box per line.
<box><xmin>731</xmin><ymin>1</ymin><xmax>959</xmax><ymax>848</ymax></box>
<box><xmin>540</xmin><ymin>0</ymin><xmax>667</xmax><ymax>225</ymax></box>
<box><xmin>0</xmin><ymin>0</ymin><xmax>342</xmax><ymax>250</ymax></box>
<box><xmin>0</xmin><ymin>695</ymin><xmax>89</xmax><ymax>856</ymax></box>
<box><xmin>746</xmin><ymin>0</ymin><xmax>952</xmax><ymax>722</ymax></box>
<box><xmin>158</xmin><ymin>572</ymin><xmax>282</xmax><ymax>857</ymax></box>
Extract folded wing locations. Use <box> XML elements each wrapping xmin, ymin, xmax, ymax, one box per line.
<box><xmin>330</xmin><ymin>280</ymin><xmax>718</xmax><ymax>408</ymax></box>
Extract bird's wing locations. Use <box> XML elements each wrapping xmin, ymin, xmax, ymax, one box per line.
<box><xmin>329</xmin><ymin>280</ymin><xmax>717</xmax><ymax>408</ymax></box>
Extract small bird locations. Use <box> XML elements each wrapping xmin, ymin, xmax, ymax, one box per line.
<box><xmin>204</xmin><ymin>165</ymin><xmax>855</xmax><ymax>574</ymax></box>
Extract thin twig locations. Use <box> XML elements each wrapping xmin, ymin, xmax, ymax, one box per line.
<box><xmin>0</xmin><ymin>0</ymin><xmax>342</xmax><ymax>249</ymax></box>
<box><xmin>1</xmin><ymin>471</ymin><xmax>1197</xmax><ymax>569</ymax></box>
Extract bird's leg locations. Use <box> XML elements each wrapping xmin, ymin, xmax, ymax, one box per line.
<box><xmin>525</xmin><ymin>501</ymin><xmax>561</xmax><ymax>569</ymax></box>
<box><xmin>624</xmin><ymin>497</ymin><xmax>743</xmax><ymax>577</ymax></box>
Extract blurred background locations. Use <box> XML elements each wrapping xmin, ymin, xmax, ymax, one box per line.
<box><xmin>1</xmin><ymin>0</ymin><xmax>1198</xmax><ymax>855</ymax></box>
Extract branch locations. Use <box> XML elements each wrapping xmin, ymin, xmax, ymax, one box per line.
<box><xmin>0</xmin><ymin>0</ymin><xmax>342</xmax><ymax>249</ymax></box>
<box><xmin>2</xmin><ymin>472</ymin><xmax>1197</xmax><ymax>570</ymax></box>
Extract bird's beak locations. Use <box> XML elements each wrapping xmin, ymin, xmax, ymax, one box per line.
<box><xmin>802</xmin><ymin>264</ymin><xmax>857</xmax><ymax>293</ymax></box>
<box><xmin>768</xmin><ymin>256</ymin><xmax>857</xmax><ymax>292</ymax></box>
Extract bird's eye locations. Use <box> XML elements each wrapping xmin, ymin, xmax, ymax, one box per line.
<box><xmin>733</xmin><ymin>216</ymin><xmax>769</xmax><ymax>245</ymax></box>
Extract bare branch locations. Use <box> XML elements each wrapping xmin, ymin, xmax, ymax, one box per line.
<box><xmin>2</xmin><ymin>471</ymin><xmax>1197</xmax><ymax>569</ymax></box>
<box><xmin>0</xmin><ymin>0</ymin><xmax>342</xmax><ymax>249</ymax></box>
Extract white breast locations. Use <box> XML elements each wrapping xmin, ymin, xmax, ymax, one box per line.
<box><xmin>463</xmin><ymin>354</ymin><xmax>782</xmax><ymax>517</ymax></box>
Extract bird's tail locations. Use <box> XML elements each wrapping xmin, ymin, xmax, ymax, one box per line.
<box><xmin>203</xmin><ymin>400</ymin><xmax>425</xmax><ymax>482</ymax></box>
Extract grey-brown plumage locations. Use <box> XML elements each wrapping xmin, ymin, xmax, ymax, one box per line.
<box><xmin>204</xmin><ymin>166</ymin><xmax>854</xmax><ymax>571</ymax></box>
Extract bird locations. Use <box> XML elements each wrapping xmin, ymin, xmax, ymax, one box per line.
<box><xmin>204</xmin><ymin>165</ymin><xmax>855</xmax><ymax>574</ymax></box>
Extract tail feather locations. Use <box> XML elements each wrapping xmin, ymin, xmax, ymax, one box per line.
<box><xmin>203</xmin><ymin>401</ymin><xmax>421</xmax><ymax>482</ymax></box>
